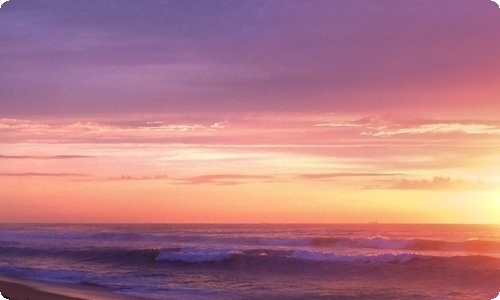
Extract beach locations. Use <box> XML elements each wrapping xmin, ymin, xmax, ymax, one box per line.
<box><xmin>0</xmin><ymin>278</ymin><xmax>83</xmax><ymax>300</ymax></box>
<box><xmin>0</xmin><ymin>276</ymin><xmax>132</xmax><ymax>300</ymax></box>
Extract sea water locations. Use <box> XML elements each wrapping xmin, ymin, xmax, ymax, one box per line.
<box><xmin>0</xmin><ymin>224</ymin><xmax>499</xmax><ymax>299</ymax></box>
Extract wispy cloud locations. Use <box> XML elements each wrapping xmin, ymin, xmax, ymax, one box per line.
<box><xmin>0</xmin><ymin>172</ymin><xmax>89</xmax><ymax>177</ymax></box>
<box><xmin>210</xmin><ymin>120</ymin><xmax>229</xmax><ymax>130</ymax></box>
<box><xmin>176</xmin><ymin>174</ymin><xmax>274</xmax><ymax>185</ymax></box>
<box><xmin>0</xmin><ymin>117</ymin><xmax>230</xmax><ymax>143</ymax></box>
<box><xmin>112</xmin><ymin>174</ymin><xmax>169</xmax><ymax>181</ymax></box>
<box><xmin>363</xmin><ymin>123</ymin><xmax>500</xmax><ymax>137</ymax></box>
<box><xmin>313</xmin><ymin>116</ymin><xmax>500</xmax><ymax>139</ymax></box>
<box><xmin>4</xmin><ymin>115</ymin><xmax>500</xmax><ymax>146</ymax></box>
<box><xmin>0</xmin><ymin>118</ymin><xmax>49</xmax><ymax>130</ymax></box>
<box><xmin>299</xmin><ymin>173</ymin><xmax>404</xmax><ymax>180</ymax></box>
<box><xmin>314</xmin><ymin>122</ymin><xmax>364</xmax><ymax>128</ymax></box>
<box><xmin>0</xmin><ymin>155</ymin><xmax>91</xmax><ymax>160</ymax></box>
<box><xmin>104</xmin><ymin>174</ymin><xmax>272</xmax><ymax>185</ymax></box>
<box><xmin>379</xmin><ymin>176</ymin><xmax>499</xmax><ymax>190</ymax></box>
<box><xmin>135</xmin><ymin>123</ymin><xmax>206</xmax><ymax>132</ymax></box>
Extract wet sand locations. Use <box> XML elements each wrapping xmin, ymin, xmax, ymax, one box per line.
<box><xmin>0</xmin><ymin>276</ymin><xmax>134</xmax><ymax>300</ymax></box>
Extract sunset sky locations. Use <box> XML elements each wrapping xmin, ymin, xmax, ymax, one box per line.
<box><xmin>1</xmin><ymin>0</ymin><xmax>500</xmax><ymax>223</ymax></box>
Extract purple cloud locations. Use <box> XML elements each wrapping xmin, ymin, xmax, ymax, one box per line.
<box><xmin>1</xmin><ymin>0</ymin><xmax>499</xmax><ymax>117</ymax></box>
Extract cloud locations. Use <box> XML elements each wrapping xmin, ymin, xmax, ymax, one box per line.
<box><xmin>1</xmin><ymin>1</ymin><xmax>500</xmax><ymax>116</ymax></box>
<box><xmin>299</xmin><ymin>173</ymin><xmax>403</xmax><ymax>180</ymax></box>
<box><xmin>176</xmin><ymin>174</ymin><xmax>274</xmax><ymax>185</ymax></box>
<box><xmin>381</xmin><ymin>176</ymin><xmax>498</xmax><ymax>191</ymax></box>
<box><xmin>312</xmin><ymin>116</ymin><xmax>500</xmax><ymax>138</ymax></box>
<box><xmin>0</xmin><ymin>172</ymin><xmax>89</xmax><ymax>177</ymax></box>
<box><xmin>314</xmin><ymin>122</ymin><xmax>364</xmax><ymax>128</ymax></box>
<box><xmin>0</xmin><ymin>118</ymin><xmax>49</xmax><ymax>130</ymax></box>
<box><xmin>210</xmin><ymin>120</ymin><xmax>229</xmax><ymax>130</ymax></box>
<box><xmin>313</xmin><ymin>116</ymin><xmax>500</xmax><ymax>138</ymax></box>
<box><xmin>113</xmin><ymin>174</ymin><xmax>169</xmax><ymax>181</ymax></box>
<box><xmin>0</xmin><ymin>155</ymin><xmax>91</xmax><ymax>160</ymax></box>
<box><xmin>363</xmin><ymin>123</ymin><xmax>500</xmax><ymax>137</ymax></box>
<box><xmin>0</xmin><ymin>117</ymin><xmax>229</xmax><ymax>143</ymax></box>
<box><xmin>0</xmin><ymin>118</ymin><xmax>226</xmax><ymax>133</ymax></box>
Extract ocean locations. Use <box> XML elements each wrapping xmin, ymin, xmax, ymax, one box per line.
<box><xmin>0</xmin><ymin>224</ymin><xmax>499</xmax><ymax>299</ymax></box>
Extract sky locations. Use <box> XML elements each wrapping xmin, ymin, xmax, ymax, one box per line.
<box><xmin>1</xmin><ymin>0</ymin><xmax>500</xmax><ymax>223</ymax></box>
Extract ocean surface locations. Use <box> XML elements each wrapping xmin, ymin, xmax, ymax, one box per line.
<box><xmin>0</xmin><ymin>224</ymin><xmax>500</xmax><ymax>299</ymax></box>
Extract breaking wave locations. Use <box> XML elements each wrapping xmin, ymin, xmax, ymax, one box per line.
<box><xmin>3</xmin><ymin>244</ymin><xmax>500</xmax><ymax>268</ymax></box>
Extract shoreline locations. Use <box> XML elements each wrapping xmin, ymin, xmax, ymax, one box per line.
<box><xmin>0</xmin><ymin>276</ymin><xmax>137</xmax><ymax>300</ymax></box>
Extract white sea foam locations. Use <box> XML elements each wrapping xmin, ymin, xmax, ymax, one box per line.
<box><xmin>0</xmin><ymin>0</ymin><xmax>9</xmax><ymax>9</ymax></box>
<box><xmin>291</xmin><ymin>250</ymin><xmax>420</xmax><ymax>264</ymax></box>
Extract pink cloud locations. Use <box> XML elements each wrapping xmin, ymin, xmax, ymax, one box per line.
<box><xmin>363</xmin><ymin>123</ymin><xmax>500</xmax><ymax>137</ymax></box>
<box><xmin>299</xmin><ymin>173</ymin><xmax>403</xmax><ymax>180</ymax></box>
<box><xmin>175</xmin><ymin>174</ymin><xmax>274</xmax><ymax>185</ymax></box>
<box><xmin>0</xmin><ymin>172</ymin><xmax>89</xmax><ymax>177</ymax></box>
<box><xmin>380</xmin><ymin>176</ymin><xmax>499</xmax><ymax>191</ymax></box>
<box><xmin>0</xmin><ymin>155</ymin><xmax>91</xmax><ymax>160</ymax></box>
<box><xmin>112</xmin><ymin>174</ymin><xmax>169</xmax><ymax>181</ymax></box>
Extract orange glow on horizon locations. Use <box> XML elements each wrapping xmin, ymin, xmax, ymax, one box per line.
<box><xmin>1</xmin><ymin>113</ymin><xmax>500</xmax><ymax>224</ymax></box>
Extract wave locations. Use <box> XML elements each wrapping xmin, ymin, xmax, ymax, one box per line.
<box><xmin>3</xmin><ymin>228</ymin><xmax>500</xmax><ymax>255</ymax></box>
<box><xmin>0</xmin><ymin>230</ymin><xmax>166</xmax><ymax>243</ymax></box>
<box><xmin>290</xmin><ymin>250</ymin><xmax>420</xmax><ymax>264</ymax></box>
<box><xmin>0</xmin><ymin>245</ymin><xmax>162</xmax><ymax>265</ymax></box>
<box><xmin>382</xmin><ymin>236</ymin><xmax>500</xmax><ymax>253</ymax></box>
<box><xmin>218</xmin><ymin>235</ymin><xmax>500</xmax><ymax>254</ymax></box>
<box><xmin>155</xmin><ymin>248</ymin><xmax>295</xmax><ymax>263</ymax></box>
<box><xmin>156</xmin><ymin>248</ymin><xmax>239</xmax><ymax>263</ymax></box>
<box><xmin>306</xmin><ymin>236</ymin><xmax>500</xmax><ymax>254</ymax></box>
<box><xmin>2</xmin><ymin>244</ymin><xmax>500</xmax><ymax>273</ymax></box>
<box><xmin>153</xmin><ymin>247</ymin><xmax>500</xmax><ymax>267</ymax></box>
<box><xmin>0</xmin><ymin>244</ymin><xmax>409</xmax><ymax>265</ymax></box>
